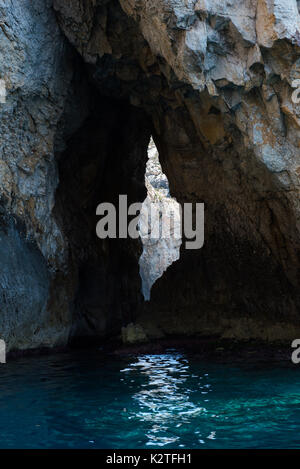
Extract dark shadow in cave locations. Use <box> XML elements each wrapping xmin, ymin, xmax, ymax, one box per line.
<box><xmin>50</xmin><ymin>37</ymin><xmax>300</xmax><ymax>348</ymax></box>
<box><xmin>54</xmin><ymin>79</ymin><xmax>152</xmax><ymax>346</ymax></box>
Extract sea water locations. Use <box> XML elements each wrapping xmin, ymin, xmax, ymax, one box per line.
<box><xmin>0</xmin><ymin>349</ymin><xmax>299</xmax><ymax>449</ymax></box>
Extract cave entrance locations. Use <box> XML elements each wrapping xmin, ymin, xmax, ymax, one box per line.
<box><xmin>138</xmin><ymin>138</ymin><xmax>182</xmax><ymax>301</ymax></box>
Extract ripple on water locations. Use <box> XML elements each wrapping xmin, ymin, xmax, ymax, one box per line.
<box><xmin>120</xmin><ymin>353</ymin><xmax>212</xmax><ymax>447</ymax></box>
<box><xmin>0</xmin><ymin>350</ymin><xmax>300</xmax><ymax>448</ymax></box>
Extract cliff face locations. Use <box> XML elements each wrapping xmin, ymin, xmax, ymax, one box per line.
<box><xmin>0</xmin><ymin>0</ymin><xmax>75</xmax><ymax>350</ymax></box>
<box><xmin>139</xmin><ymin>139</ymin><xmax>181</xmax><ymax>302</ymax></box>
<box><xmin>0</xmin><ymin>0</ymin><xmax>150</xmax><ymax>350</ymax></box>
<box><xmin>1</xmin><ymin>0</ymin><xmax>300</xmax><ymax>350</ymax></box>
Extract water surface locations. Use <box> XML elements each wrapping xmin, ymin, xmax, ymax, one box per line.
<box><xmin>0</xmin><ymin>349</ymin><xmax>299</xmax><ymax>448</ymax></box>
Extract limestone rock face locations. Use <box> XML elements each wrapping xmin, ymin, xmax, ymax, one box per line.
<box><xmin>139</xmin><ymin>139</ymin><xmax>182</xmax><ymax>301</ymax></box>
<box><xmin>53</xmin><ymin>0</ymin><xmax>300</xmax><ymax>342</ymax></box>
<box><xmin>0</xmin><ymin>1</ymin><xmax>149</xmax><ymax>352</ymax></box>
<box><xmin>0</xmin><ymin>0</ymin><xmax>76</xmax><ymax>350</ymax></box>
<box><xmin>1</xmin><ymin>0</ymin><xmax>300</xmax><ymax>349</ymax></box>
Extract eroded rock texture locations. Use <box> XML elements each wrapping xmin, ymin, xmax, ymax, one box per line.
<box><xmin>139</xmin><ymin>139</ymin><xmax>181</xmax><ymax>302</ymax></box>
<box><xmin>0</xmin><ymin>0</ymin><xmax>75</xmax><ymax>350</ymax></box>
<box><xmin>1</xmin><ymin>0</ymin><xmax>300</xmax><ymax>349</ymax></box>
<box><xmin>52</xmin><ymin>0</ymin><xmax>300</xmax><ymax>342</ymax></box>
<box><xmin>0</xmin><ymin>0</ymin><xmax>150</xmax><ymax>350</ymax></box>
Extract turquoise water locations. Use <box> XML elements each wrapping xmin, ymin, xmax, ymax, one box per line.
<box><xmin>0</xmin><ymin>349</ymin><xmax>299</xmax><ymax>448</ymax></box>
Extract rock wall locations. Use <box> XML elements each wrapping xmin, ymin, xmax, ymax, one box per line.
<box><xmin>1</xmin><ymin>0</ymin><xmax>300</xmax><ymax>350</ymax></box>
<box><xmin>139</xmin><ymin>139</ymin><xmax>182</xmax><ymax>301</ymax></box>
<box><xmin>53</xmin><ymin>0</ymin><xmax>300</xmax><ymax>342</ymax></box>
<box><xmin>0</xmin><ymin>0</ymin><xmax>76</xmax><ymax>350</ymax></box>
<box><xmin>0</xmin><ymin>0</ymin><xmax>150</xmax><ymax>350</ymax></box>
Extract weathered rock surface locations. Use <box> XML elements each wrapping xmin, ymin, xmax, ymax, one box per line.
<box><xmin>0</xmin><ymin>0</ymin><xmax>150</xmax><ymax>351</ymax></box>
<box><xmin>1</xmin><ymin>0</ymin><xmax>300</xmax><ymax>350</ymax></box>
<box><xmin>139</xmin><ymin>139</ymin><xmax>181</xmax><ymax>301</ymax></box>
<box><xmin>53</xmin><ymin>0</ymin><xmax>300</xmax><ymax>342</ymax></box>
<box><xmin>0</xmin><ymin>0</ymin><xmax>76</xmax><ymax>350</ymax></box>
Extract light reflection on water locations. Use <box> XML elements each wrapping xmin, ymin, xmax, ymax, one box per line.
<box><xmin>1</xmin><ymin>350</ymin><xmax>300</xmax><ymax>448</ymax></box>
<box><xmin>120</xmin><ymin>352</ymin><xmax>210</xmax><ymax>446</ymax></box>
<box><xmin>119</xmin><ymin>352</ymin><xmax>300</xmax><ymax>449</ymax></box>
